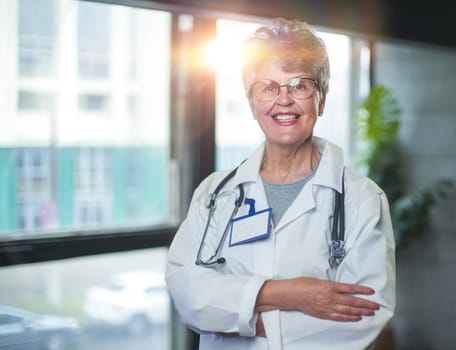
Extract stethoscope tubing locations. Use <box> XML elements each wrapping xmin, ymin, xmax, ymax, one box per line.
<box><xmin>196</xmin><ymin>184</ymin><xmax>244</xmax><ymax>266</ymax></box>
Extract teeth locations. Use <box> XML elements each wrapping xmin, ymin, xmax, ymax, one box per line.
<box><xmin>274</xmin><ymin>114</ymin><xmax>297</xmax><ymax>121</ymax></box>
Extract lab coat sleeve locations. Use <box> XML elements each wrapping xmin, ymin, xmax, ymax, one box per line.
<box><xmin>165</xmin><ymin>175</ymin><xmax>267</xmax><ymax>336</ymax></box>
<box><xmin>277</xmin><ymin>176</ymin><xmax>395</xmax><ymax>349</ymax></box>
<box><xmin>322</xmin><ymin>177</ymin><xmax>396</xmax><ymax>348</ymax></box>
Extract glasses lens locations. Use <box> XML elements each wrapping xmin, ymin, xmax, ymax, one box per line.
<box><xmin>288</xmin><ymin>78</ymin><xmax>316</xmax><ymax>100</ymax></box>
<box><xmin>251</xmin><ymin>81</ymin><xmax>279</xmax><ymax>101</ymax></box>
<box><xmin>250</xmin><ymin>78</ymin><xmax>317</xmax><ymax>101</ymax></box>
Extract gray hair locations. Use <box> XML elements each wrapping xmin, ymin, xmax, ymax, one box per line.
<box><xmin>242</xmin><ymin>18</ymin><xmax>330</xmax><ymax>97</ymax></box>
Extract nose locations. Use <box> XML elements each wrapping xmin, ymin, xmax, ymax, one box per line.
<box><xmin>276</xmin><ymin>85</ymin><xmax>294</xmax><ymax>105</ymax></box>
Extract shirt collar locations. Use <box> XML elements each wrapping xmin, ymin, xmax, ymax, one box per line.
<box><xmin>231</xmin><ymin>137</ymin><xmax>345</xmax><ymax>192</ymax></box>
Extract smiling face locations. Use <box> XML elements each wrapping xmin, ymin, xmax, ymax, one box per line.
<box><xmin>249</xmin><ymin>60</ymin><xmax>325</xmax><ymax>151</ymax></box>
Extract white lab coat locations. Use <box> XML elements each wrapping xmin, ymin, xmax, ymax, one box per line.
<box><xmin>166</xmin><ymin>137</ymin><xmax>396</xmax><ymax>350</ymax></box>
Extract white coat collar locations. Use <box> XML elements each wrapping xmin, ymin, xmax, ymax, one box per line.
<box><xmin>311</xmin><ymin>137</ymin><xmax>345</xmax><ymax>193</ymax></box>
<box><xmin>232</xmin><ymin>136</ymin><xmax>345</xmax><ymax>193</ymax></box>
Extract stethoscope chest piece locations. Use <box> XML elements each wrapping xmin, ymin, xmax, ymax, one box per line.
<box><xmin>329</xmin><ymin>239</ymin><xmax>345</xmax><ymax>268</ymax></box>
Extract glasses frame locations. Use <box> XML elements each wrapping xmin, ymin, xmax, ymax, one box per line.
<box><xmin>249</xmin><ymin>76</ymin><xmax>320</xmax><ymax>102</ymax></box>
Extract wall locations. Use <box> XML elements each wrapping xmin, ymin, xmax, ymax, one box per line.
<box><xmin>374</xmin><ymin>41</ymin><xmax>456</xmax><ymax>350</ymax></box>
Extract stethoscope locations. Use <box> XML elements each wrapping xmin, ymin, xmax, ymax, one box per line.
<box><xmin>195</xmin><ymin>165</ymin><xmax>346</xmax><ymax>268</ymax></box>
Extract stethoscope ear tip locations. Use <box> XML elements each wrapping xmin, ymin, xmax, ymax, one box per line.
<box><xmin>216</xmin><ymin>257</ymin><xmax>226</xmax><ymax>264</ymax></box>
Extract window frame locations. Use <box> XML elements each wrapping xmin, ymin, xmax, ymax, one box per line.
<box><xmin>0</xmin><ymin>225</ymin><xmax>176</xmax><ymax>266</ymax></box>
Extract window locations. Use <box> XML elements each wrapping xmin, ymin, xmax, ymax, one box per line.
<box><xmin>17</xmin><ymin>91</ymin><xmax>53</xmax><ymax>112</ymax></box>
<box><xmin>2</xmin><ymin>1</ymin><xmax>173</xmax><ymax>349</ymax></box>
<box><xmin>214</xmin><ymin>19</ymin><xmax>264</xmax><ymax>170</ymax></box>
<box><xmin>77</xmin><ymin>1</ymin><xmax>111</xmax><ymax>79</ymax></box>
<box><xmin>312</xmin><ymin>32</ymin><xmax>351</xmax><ymax>154</ymax></box>
<box><xmin>78</xmin><ymin>94</ymin><xmax>109</xmax><ymax>112</ymax></box>
<box><xmin>16</xmin><ymin>148</ymin><xmax>53</xmax><ymax>231</ymax></box>
<box><xmin>74</xmin><ymin>148</ymin><xmax>112</xmax><ymax>226</ymax></box>
<box><xmin>0</xmin><ymin>247</ymin><xmax>171</xmax><ymax>349</ymax></box>
<box><xmin>18</xmin><ymin>0</ymin><xmax>57</xmax><ymax>76</ymax></box>
<box><xmin>0</xmin><ymin>1</ymin><xmax>172</xmax><ymax>236</ymax></box>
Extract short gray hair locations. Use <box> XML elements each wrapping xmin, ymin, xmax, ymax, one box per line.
<box><xmin>242</xmin><ymin>18</ymin><xmax>330</xmax><ymax>97</ymax></box>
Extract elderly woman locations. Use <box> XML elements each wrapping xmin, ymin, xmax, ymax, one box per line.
<box><xmin>165</xmin><ymin>18</ymin><xmax>395</xmax><ymax>350</ymax></box>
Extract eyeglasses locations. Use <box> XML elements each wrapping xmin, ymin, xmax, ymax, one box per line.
<box><xmin>249</xmin><ymin>76</ymin><xmax>319</xmax><ymax>102</ymax></box>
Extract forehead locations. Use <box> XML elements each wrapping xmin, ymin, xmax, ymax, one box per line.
<box><xmin>254</xmin><ymin>60</ymin><xmax>312</xmax><ymax>82</ymax></box>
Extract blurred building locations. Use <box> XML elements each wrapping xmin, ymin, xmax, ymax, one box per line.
<box><xmin>0</xmin><ymin>1</ymin><xmax>170</xmax><ymax>233</ymax></box>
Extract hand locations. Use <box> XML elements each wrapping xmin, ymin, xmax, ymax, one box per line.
<box><xmin>256</xmin><ymin>314</ymin><xmax>266</xmax><ymax>337</ymax></box>
<box><xmin>256</xmin><ymin>277</ymin><xmax>379</xmax><ymax>322</ymax></box>
<box><xmin>292</xmin><ymin>277</ymin><xmax>379</xmax><ymax>321</ymax></box>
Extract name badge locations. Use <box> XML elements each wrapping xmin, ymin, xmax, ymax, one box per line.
<box><xmin>229</xmin><ymin>208</ymin><xmax>272</xmax><ymax>247</ymax></box>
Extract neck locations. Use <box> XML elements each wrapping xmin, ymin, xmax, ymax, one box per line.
<box><xmin>260</xmin><ymin>141</ymin><xmax>320</xmax><ymax>184</ymax></box>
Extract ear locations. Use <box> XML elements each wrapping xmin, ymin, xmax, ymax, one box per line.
<box><xmin>318</xmin><ymin>95</ymin><xmax>326</xmax><ymax>116</ymax></box>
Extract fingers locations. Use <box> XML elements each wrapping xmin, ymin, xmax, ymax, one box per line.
<box><xmin>338</xmin><ymin>293</ymin><xmax>379</xmax><ymax>308</ymax></box>
<box><xmin>334</xmin><ymin>301</ymin><xmax>377</xmax><ymax>315</ymax></box>
<box><xmin>324</xmin><ymin>301</ymin><xmax>376</xmax><ymax>322</ymax></box>
<box><xmin>325</xmin><ymin>281</ymin><xmax>380</xmax><ymax>321</ymax></box>
<box><xmin>328</xmin><ymin>313</ymin><xmax>362</xmax><ymax>322</ymax></box>
<box><xmin>328</xmin><ymin>280</ymin><xmax>380</xmax><ymax>309</ymax></box>
<box><xmin>325</xmin><ymin>293</ymin><xmax>379</xmax><ymax>323</ymax></box>
<box><xmin>331</xmin><ymin>281</ymin><xmax>376</xmax><ymax>295</ymax></box>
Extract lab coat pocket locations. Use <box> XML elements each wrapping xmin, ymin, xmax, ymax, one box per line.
<box><xmin>215</xmin><ymin>198</ymin><xmax>272</xmax><ymax>274</ymax></box>
<box><xmin>219</xmin><ymin>237</ymin><xmax>259</xmax><ymax>274</ymax></box>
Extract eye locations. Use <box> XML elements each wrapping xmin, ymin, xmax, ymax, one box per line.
<box><xmin>292</xmin><ymin>83</ymin><xmax>305</xmax><ymax>91</ymax></box>
<box><xmin>264</xmin><ymin>83</ymin><xmax>277</xmax><ymax>92</ymax></box>
<box><xmin>258</xmin><ymin>82</ymin><xmax>278</xmax><ymax>95</ymax></box>
<box><xmin>291</xmin><ymin>80</ymin><xmax>310</xmax><ymax>91</ymax></box>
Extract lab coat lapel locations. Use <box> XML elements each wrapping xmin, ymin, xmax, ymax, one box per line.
<box><xmin>274</xmin><ymin>181</ymin><xmax>316</xmax><ymax>232</ymax></box>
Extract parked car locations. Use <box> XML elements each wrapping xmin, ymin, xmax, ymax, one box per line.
<box><xmin>0</xmin><ymin>305</ymin><xmax>80</xmax><ymax>350</ymax></box>
<box><xmin>83</xmin><ymin>271</ymin><xmax>169</xmax><ymax>337</ymax></box>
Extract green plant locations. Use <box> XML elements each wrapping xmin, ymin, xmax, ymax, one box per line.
<box><xmin>355</xmin><ymin>85</ymin><xmax>453</xmax><ymax>250</ymax></box>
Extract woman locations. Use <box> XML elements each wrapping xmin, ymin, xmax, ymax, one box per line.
<box><xmin>166</xmin><ymin>18</ymin><xmax>395</xmax><ymax>350</ymax></box>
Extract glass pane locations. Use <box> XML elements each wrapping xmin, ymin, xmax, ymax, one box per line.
<box><xmin>215</xmin><ymin>19</ymin><xmax>353</xmax><ymax>170</ymax></box>
<box><xmin>78</xmin><ymin>1</ymin><xmax>111</xmax><ymax>79</ymax></box>
<box><xmin>0</xmin><ymin>1</ymin><xmax>171</xmax><ymax>237</ymax></box>
<box><xmin>312</xmin><ymin>31</ymin><xmax>351</xmax><ymax>156</ymax></box>
<box><xmin>215</xmin><ymin>19</ymin><xmax>264</xmax><ymax>171</ymax></box>
<box><xmin>0</xmin><ymin>248</ymin><xmax>171</xmax><ymax>349</ymax></box>
<box><xmin>18</xmin><ymin>0</ymin><xmax>57</xmax><ymax>76</ymax></box>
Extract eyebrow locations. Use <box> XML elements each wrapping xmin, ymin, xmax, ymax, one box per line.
<box><xmin>256</xmin><ymin>76</ymin><xmax>313</xmax><ymax>84</ymax></box>
<box><xmin>270</xmin><ymin>75</ymin><xmax>308</xmax><ymax>80</ymax></box>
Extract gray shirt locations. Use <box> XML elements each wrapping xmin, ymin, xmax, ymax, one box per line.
<box><xmin>262</xmin><ymin>164</ymin><xmax>319</xmax><ymax>226</ymax></box>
